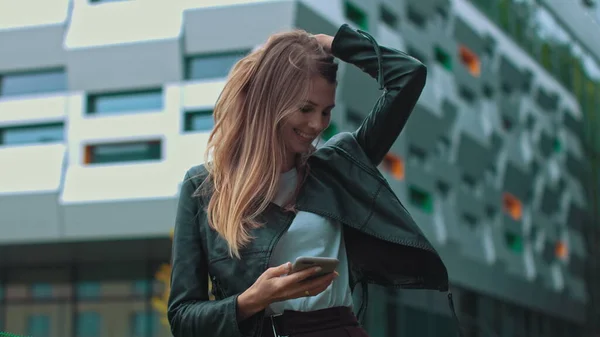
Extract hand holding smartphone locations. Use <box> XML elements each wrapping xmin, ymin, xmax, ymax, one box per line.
<box><xmin>290</xmin><ymin>256</ymin><xmax>339</xmax><ymax>280</ymax></box>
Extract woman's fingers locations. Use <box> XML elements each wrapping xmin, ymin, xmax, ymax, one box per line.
<box><xmin>265</xmin><ymin>262</ymin><xmax>292</xmax><ymax>278</ymax></box>
<box><xmin>285</xmin><ymin>266</ymin><xmax>324</xmax><ymax>283</ymax></box>
<box><xmin>292</xmin><ymin>271</ymin><xmax>338</xmax><ymax>298</ymax></box>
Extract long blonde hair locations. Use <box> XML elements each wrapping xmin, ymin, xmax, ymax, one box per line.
<box><xmin>196</xmin><ymin>29</ymin><xmax>338</xmax><ymax>258</ymax></box>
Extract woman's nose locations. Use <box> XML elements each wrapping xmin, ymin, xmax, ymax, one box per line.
<box><xmin>308</xmin><ymin>115</ymin><xmax>326</xmax><ymax>132</ymax></box>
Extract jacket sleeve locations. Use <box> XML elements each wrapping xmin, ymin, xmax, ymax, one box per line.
<box><xmin>331</xmin><ymin>24</ymin><xmax>427</xmax><ymax>166</ymax></box>
<box><xmin>167</xmin><ymin>169</ymin><xmax>260</xmax><ymax>337</ymax></box>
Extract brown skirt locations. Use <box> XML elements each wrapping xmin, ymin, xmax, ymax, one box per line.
<box><xmin>262</xmin><ymin>306</ymin><xmax>370</xmax><ymax>337</ymax></box>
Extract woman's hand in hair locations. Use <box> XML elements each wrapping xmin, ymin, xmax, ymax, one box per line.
<box><xmin>314</xmin><ymin>34</ymin><xmax>334</xmax><ymax>54</ymax></box>
<box><xmin>236</xmin><ymin>262</ymin><xmax>338</xmax><ymax>320</ymax></box>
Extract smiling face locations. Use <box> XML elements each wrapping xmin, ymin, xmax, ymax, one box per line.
<box><xmin>282</xmin><ymin>76</ymin><xmax>336</xmax><ymax>159</ymax></box>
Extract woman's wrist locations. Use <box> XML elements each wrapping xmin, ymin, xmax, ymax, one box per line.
<box><xmin>237</xmin><ymin>288</ymin><xmax>267</xmax><ymax>321</ymax></box>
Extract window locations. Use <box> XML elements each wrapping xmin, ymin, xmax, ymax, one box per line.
<box><xmin>482</xmin><ymin>84</ymin><xmax>494</xmax><ymax>98</ymax></box>
<box><xmin>87</xmin><ymin>89</ymin><xmax>163</xmax><ymax>114</ymax></box>
<box><xmin>30</xmin><ymin>283</ymin><xmax>53</xmax><ymax>299</ymax></box>
<box><xmin>321</xmin><ymin>122</ymin><xmax>338</xmax><ymax>140</ymax></box>
<box><xmin>553</xmin><ymin>137</ymin><xmax>562</xmax><ymax>153</ymax></box>
<box><xmin>555</xmin><ymin>241</ymin><xmax>568</xmax><ymax>260</ymax></box>
<box><xmin>346</xmin><ymin>109</ymin><xmax>364</xmax><ymax>130</ymax></box>
<box><xmin>437</xmin><ymin>181</ymin><xmax>450</xmax><ymax>197</ymax></box>
<box><xmin>381</xmin><ymin>153</ymin><xmax>404</xmax><ymax>180</ymax></box>
<box><xmin>505</xmin><ymin>232</ymin><xmax>523</xmax><ymax>253</ymax></box>
<box><xmin>463</xmin><ymin>213</ymin><xmax>478</xmax><ymax>229</ymax></box>
<box><xmin>76</xmin><ymin>282</ymin><xmax>101</xmax><ymax>299</ymax></box>
<box><xmin>535</xmin><ymin>88</ymin><xmax>559</xmax><ymax>112</ymax></box>
<box><xmin>77</xmin><ymin>311</ymin><xmax>101</xmax><ymax>337</ymax></box>
<box><xmin>503</xmin><ymin>192</ymin><xmax>522</xmax><ymax>220</ymax></box>
<box><xmin>84</xmin><ymin>140</ymin><xmax>161</xmax><ymax>164</ymax></box>
<box><xmin>409</xmin><ymin>186</ymin><xmax>433</xmax><ymax>213</ymax></box>
<box><xmin>462</xmin><ymin>174</ymin><xmax>477</xmax><ymax>189</ymax></box>
<box><xmin>184</xmin><ymin>109</ymin><xmax>214</xmax><ymax>131</ymax></box>
<box><xmin>502</xmin><ymin>116</ymin><xmax>513</xmax><ymax>131</ymax></box>
<box><xmin>380</xmin><ymin>4</ymin><xmax>398</xmax><ymax>28</ymax></box>
<box><xmin>407</xmin><ymin>46</ymin><xmax>427</xmax><ymax>65</ymax></box>
<box><xmin>133</xmin><ymin>280</ymin><xmax>152</xmax><ymax>297</ymax></box>
<box><xmin>408</xmin><ymin>145</ymin><xmax>427</xmax><ymax>163</ymax></box>
<box><xmin>434</xmin><ymin>46</ymin><xmax>452</xmax><ymax>71</ymax></box>
<box><xmin>130</xmin><ymin>311</ymin><xmax>160</xmax><ymax>337</ymax></box>
<box><xmin>459</xmin><ymin>86</ymin><xmax>476</xmax><ymax>103</ymax></box>
<box><xmin>185</xmin><ymin>51</ymin><xmax>247</xmax><ymax>80</ymax></box>
<box><xmin>458</xmin><ymin>45</ymin><xmax>481</xmax><ymax>77</ymax></box>
<box><xmin>27</xmin><ymin>314</ymin><xmax>50</xmax><ymax>337</ymax></box>
<box><xmin>0</xmin><ymin>69</ymin><xmax>66</xmax><ymax>97</ymax></box>
<box><xmin>0</xmin><ymin>122</ymin><xmax>64</xmax><ymax>146</ymax></box>
<box><xmin>406</xmin><ymin>6</ymin><xmax>426</xmax><ymax>28</ymax></box>
<box><xmin>344</xmin><ymin>1</ymin><xmax>368</xmax><ymax>31</ymax></box>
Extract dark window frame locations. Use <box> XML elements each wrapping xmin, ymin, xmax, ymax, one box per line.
<box><xmin>184</xmin><ymin>50</ymin><xmax>249</xmax><ymax>81</ymax></box>
<box><xmin>0</xmin><ymin>122</ymin><xmax>64</xmax><ymax>146</ymax></box>
<box><xmin>0</xmin><ymin>68</ymin><xmax>67</xmax><ymax>97</ymax></box>
<box><xmin>84</xmin><ymin>139</ymin><xmax>162</xmax><ymax>165</ymax></box>
<box><xmin>183</xmin><ymin>109</ymin><xmax>214</xmax><ymax>132</ymax></box>
<box><xmin>86</xmin><ymin>88</ymin><xmax>163</xmax><ymax>115</ymax></box>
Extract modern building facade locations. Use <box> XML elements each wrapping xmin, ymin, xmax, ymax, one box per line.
<box><xmin>0</xmin><ymin>0</ymin><xmax>597</xmax><ymax>336</ymax></box>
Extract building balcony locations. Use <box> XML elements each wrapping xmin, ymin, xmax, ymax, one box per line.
<box><xmin>0</xmin><ymin>143</ymin><xmax>66</xmax><ymax>243</ymax></box>
<box><xmin>0</xmin><ymin>0</ymin><xmax>69</xmax><ymax>71</ymax></box>
<box><xmin>183</xmin><ymin>0</ymin><xmax>294</xmax><ymax>56</ymax></box>
<box><xmin>0</xmin><ymin>91</ymin><xmax>69</xmax><ymax>125</ymax></box>
<box><xmin>64</xmin><ymin>0</ymin><xmax>183</xmax><ymax>92</ymax></box>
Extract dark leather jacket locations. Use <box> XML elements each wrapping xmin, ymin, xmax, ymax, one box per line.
<box><xmin>168</xmin><ymin>24</ymin><xmax>450</xmax><ymax>337</ymax></box>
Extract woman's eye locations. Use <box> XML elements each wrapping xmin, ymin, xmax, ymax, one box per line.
<box><xmin>300</xmin><ymin>106</ymin><xmax>313</xmax><ymax>113</ymax></box>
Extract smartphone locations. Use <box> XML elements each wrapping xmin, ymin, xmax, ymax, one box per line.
<box><xmin>290</xmin><ymin>256</ymin><xmax>339</xmax><ymax>280</ymax></box>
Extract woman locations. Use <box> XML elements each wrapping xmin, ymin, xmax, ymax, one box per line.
<box><xmin>168</xmin><ymin>23</ymin><xmax>454</xmax><ymax>337</ymax></box>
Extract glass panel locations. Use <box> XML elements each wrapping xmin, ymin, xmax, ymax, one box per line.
<box><xmin>133</xmin><ymin>280</ymin><xmax>152</xmax><ymax>297</ymax></box>
<box><xmin>186</xmin><ymin>52</ymin><xmax>247</xmax><ymax>80</ymax></box>
<box><xmin>77</xmin><ymin>311</ymin><xmax>102</xmax><ymax>337</ymax></box>
<box><xmin>6</xmin><ymin>303</ymin><xmax>72</xmax><ymax>336</ymax></box>
<box><xmin>77</xmin><ymin>301</ymin><xmax>144</xmax><ymax>337</ymax></box>
<box><xmin>31</xmin><ymin>283</ymin><xmax>53</xmax><ymax>299</ymax></box>
<box><xmin>344</xmin><ymin>1</ymin><xmax>369</xmax><ymax>30</ymax></box>
<box><xmin>88</xmin><ymin>89</ymin><xmax>163</xmax><ymax>114</ymax></box>
<box><xmin>346</xmin><ymin>109</ymin><xmax>364</xmax><ymax>130</ymax></box>
<box><xmin>473</xmin><ymin>0</ymin><xmax>600</xmax><ymax>113</ymax></box>
<box><xmin>27</xmin><ymin>314</ymin><xmax>51</xmax><ymax>337</ymax></box>
<box><xmin>0</xmin><ymin>69</ymin><xmax>66</xmax><ymax>97</ymax></box>
<box><xmin>77</xmin><ymin>282</ymin><xmax>101</xmax><ymax>300</ymax></box>
<box><xmin>380</xmin><ymin>4</ymin><xmax>398</xmax><ymax>28</ymax></box>
<box><xmin>471</xmin><ymin>0</ymin><xmax>498</xmax><ymax>22</ymax></box>
<box><xmin>184</xmin><ymin>110</ymin><xmax>214</xmax><ymax>131</ymax></box>
<box><xmin>130</xmin><ymin>311</ymin><xmax>161</xmax><ymax>337</ymax></box>
<box><xmin>321</xmin><ymin>122</ymin><xmax>338</xmax><ymax>140</ymax></box>
<box><xmin>406</xmin><ymin>7</ymin><xmax>426</xmax><ymax>28</ymax></box>
<box><xmin>409</xmin><ymin>186</ymin><xmax>433</xmax><ymax>213</ymax></box>
<box><xmin>88</xmin><ymin>141</ymin><xmax>161</xmax><ymax>164</ymax></box>
<box><xmin>505</xmin><ymin>232</ymin><xmax>523</xmax><ymax>253</ymax></box>
<box><xmin>435</xmin><ymin>46</ymin><xmax>452</xmax><ymax>71</ymax></box>
<box><xmin>1</xmin><ymin>123</ymin><xmax>64</xmax><ymax>145</ymax></box>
